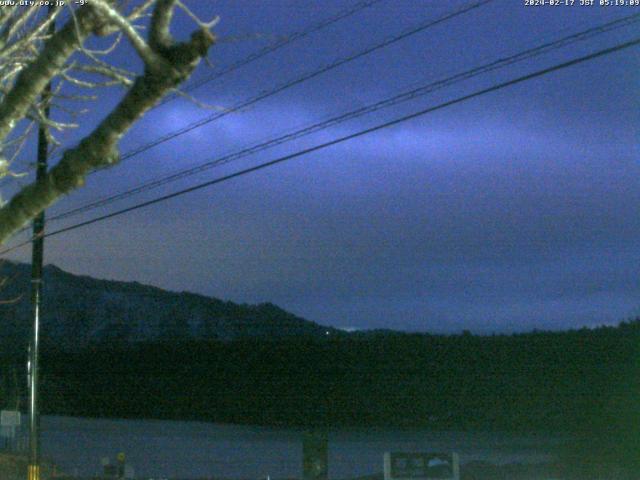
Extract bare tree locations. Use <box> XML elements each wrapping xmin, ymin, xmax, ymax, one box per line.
<box><xmin>0</xmin><ymin>0</ymin><xmax>217</xmax><ymax>245</ymax></box>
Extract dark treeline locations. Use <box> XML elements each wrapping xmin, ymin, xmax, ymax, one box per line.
<box><xmin>1</xmin><ymin>321</ymin><xmax>639</xmax><ymax>475</ymax></box>
<box><xmin>6</xmin><ymin>322</ymin><xmax>636</xmax><ymax>430</ymax></box>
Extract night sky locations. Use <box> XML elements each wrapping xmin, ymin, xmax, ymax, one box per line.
<box><xmin>4</xmin><ymin>0</ymin><xmax>639</xmax><ymax>333</ymax></box>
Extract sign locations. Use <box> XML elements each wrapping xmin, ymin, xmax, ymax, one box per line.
<box><xmin>1</xmin><ymin>410</ymin><xmax>21</xmax><ymax>427</ymax></box>
<box><xmin>384</xmin><ymin>452</ymin><xmax>459</xmax><ymax>480</ymax></box>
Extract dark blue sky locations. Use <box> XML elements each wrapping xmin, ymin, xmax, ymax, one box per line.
<box><xmin>5</xmin><ymin>0</ymin><xmax>640</xmax><ymax>333</ymax></box>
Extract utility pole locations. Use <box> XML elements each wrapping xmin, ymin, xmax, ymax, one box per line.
<box><xmin>28</xmin><ymin>7</ymin><xmax>55</xmax><ymax>480</ymax></box>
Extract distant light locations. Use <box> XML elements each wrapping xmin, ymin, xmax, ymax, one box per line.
<box><xmin>325</xmin><ymin>331</ymin><xmax>330</xmax><ymax>336</ymax></box>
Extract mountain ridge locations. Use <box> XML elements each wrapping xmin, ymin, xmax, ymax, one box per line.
<box><xmin>0</xmin><ymin>261</ymin><xmax>338</xmax><ymax>348</ymax></box>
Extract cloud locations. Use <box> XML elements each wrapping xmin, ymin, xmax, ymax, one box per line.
<box><xmin>26</xmin><ymin>2</ymin><xmax>640</xmax><ymax>335</ymax></box>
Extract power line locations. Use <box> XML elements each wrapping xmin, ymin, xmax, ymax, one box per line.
<box><xmin>3</xmin><ymin>0</ymin><xmax>494</xmax><ymax>240</ymax></box>
<box><xmin>32</xmin><ymin>0</ymin><xmax>383</xmax><ymax>174</ymax></box>
<box><xmin>46</xmin><ymin>11</ymin><xmax>640</xmax><ymax>223</ymax></box>
<box><xmin>97</xmin><ymin>0</ymin><xmax>494</xmax><ymax>167</ymax></box>
<box><xmin>2</xmin><ymin>36</ymin><xmax>636</xmax><ymax>256</ymax></box>
<box><xmin>173</xmin><ymin>0</ymin><xmax>385</xmax><ymax>98</ymax></box>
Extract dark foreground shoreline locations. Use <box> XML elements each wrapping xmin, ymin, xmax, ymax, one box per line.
<box><xmin>2</xmin><ymin>452</ymin><xmax>629</xmax><ymax>480</ymax></box>
<box><xmin>0</xmin><ymin>456</ymin><xmax>562</xmax><ymax>480</ymax></box>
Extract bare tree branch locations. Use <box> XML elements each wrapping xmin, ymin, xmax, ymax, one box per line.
<box><xmin>150</xmin><ymin>0</ymin><xmax>176</xmax><ymax>51</ymax></box>
<box><xmin>0</xmin><ymin>3</ymin><xmax>216</xmax><ymax>244</ymax></box>
<box><xmin>0</xmin><ymin>6</ymin><xmax>98</xmax><ymax>145</ymax></box>
<box><xmin>92</xmin><ymin>0</ymin><xmax>168</xmax><ymax>70</ymax></box>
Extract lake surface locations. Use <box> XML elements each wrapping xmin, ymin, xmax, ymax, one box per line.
<box><xmin>32</xmin><ymin>415</ymin><xmax>563</xmax><ymax>478</ymax></box>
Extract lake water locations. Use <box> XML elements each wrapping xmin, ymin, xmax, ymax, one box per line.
<box><xmin>33</xmin><ymin>415</ymin><xmax>563</xmax><ymax>478</ymax></box>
